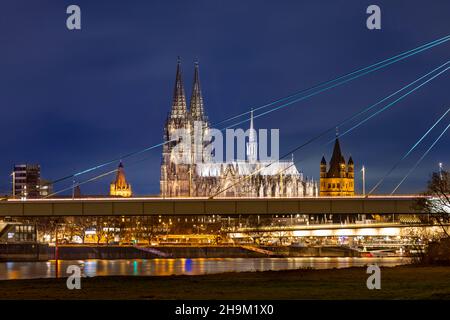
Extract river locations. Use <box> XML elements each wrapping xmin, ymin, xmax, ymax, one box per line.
<box><xmin>0</xmin><ymin>257</ymin><xmax>412</xmax><ymax>280</ymax></box>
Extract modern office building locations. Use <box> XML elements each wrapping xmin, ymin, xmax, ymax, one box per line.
<box><xmin>12</xmin><ymin>164</ymin><xmax>52</xmax><ymax>199</ymax></box>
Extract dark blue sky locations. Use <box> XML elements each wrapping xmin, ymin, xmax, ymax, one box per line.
<box><xmin>0</xmin><ymin>0</ymin><xmax>449</xmax><ymax>195</ymax></box>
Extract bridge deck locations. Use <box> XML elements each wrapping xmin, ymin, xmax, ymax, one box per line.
<box><xmin>0</xmin><ymin>196</ymin><xmax>423</xmax><ymax>216</ymax></box>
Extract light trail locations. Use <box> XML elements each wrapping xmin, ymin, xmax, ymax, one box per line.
<box><xmin>329</xmin><ymin>63</ymin><xmax>450</xmax><ymax>142</ymax></box>
<box><xmin>224</xmin><ymin>38</ymin><xmax>450</xmax><ymax>129</ymax></box>
<box><xmin>47</xmin><ymin>35</ymin><xmax>450</xmax><ymax>190</ymax></box>
<box><xmin>51</xmin><ymin>140</ymin><xmax>171</xmax><ymax>185</ymax></box>
<box><xmin>391</xmin><ymin>121</ymin><xmax>450</xmax><ymax>194</ymax></box>
<box><xmin>215</xmin><ymin>34</ymin><xmax>450</xmax><ymax>128</ymax></box>
<box><xmin>369</xmin><ymin>106</ymin><xmax>450</xmax><ymax>195</ymax></box>
<box><xmin>45</xmin><ymin>169</ymin><xmax>118</xmax><ymax>198</ymax></box>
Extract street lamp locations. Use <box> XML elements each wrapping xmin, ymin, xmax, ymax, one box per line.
<box><xmin>54</xmin><ymin>223</ymin><xmax>61</xmax><ymax>278</ymax></box>
<box><xmin>439</xmin><ymin>162</ymin><xmax>443</xmax><ymax>180</ymax></box>
<box><xmin>361</xmin><ymin>165</ymin><xmax>366</xmax><ymax>196</ymax></box>
<box><xmin>10</xmin><ymin>171</ymin><xmax>15</xmax><ymax>199</ymax></box>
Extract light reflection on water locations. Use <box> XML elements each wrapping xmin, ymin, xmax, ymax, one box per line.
<box><xmin>0</xmin><ymin>257</ymin><xmax>411</xmax><ymax>280</ymax></box>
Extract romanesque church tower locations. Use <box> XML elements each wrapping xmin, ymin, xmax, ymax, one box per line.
<box><xmin>320</xmin><ymin>136</ymin><xmax>355</xmax><ymax>196</ymax></box>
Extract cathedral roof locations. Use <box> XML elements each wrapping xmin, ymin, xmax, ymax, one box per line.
<box><xmin>189</xmin><ymin>61</ymin><xmax>206</xmax><ymax>122</ymax></box>
<box><xmin>195</xmin><ymin>160</ymin><xmax>301</xmax><ymax>177</ymax></box>
<box><xmin>170</xmin><ymin>57</ymin><xmax>188</xmax><ymax>119</ymax></box>
<box><xmin>259</xmin><ymin>161</ymin><xmax>300</xmax><ymax>176</ymax></box>
<box><xmin>327</xmin><ymin>137</ymin><xmax>345</xmax><ymax>178</ymax></box>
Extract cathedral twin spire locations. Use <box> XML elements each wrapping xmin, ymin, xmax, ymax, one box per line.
<box><xmin>170</xmin><ymin>57</ymin><xmax>188</xmax><ymax>119</ymax></box>
<box><xmin>170</xmin><ymin>57</ymin><xmax>206</xmax><ymax>122</ymax></box>
<box><xmin>190</xmin><ymin>61</ymin><xmax>206</xmax><ymax>122</ymax></box>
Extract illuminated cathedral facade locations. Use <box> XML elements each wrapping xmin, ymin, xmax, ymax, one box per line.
<box><xmin>160</xmin><ymin>59</ymin><xmax>318</xmax><ymax>198</ymax></box>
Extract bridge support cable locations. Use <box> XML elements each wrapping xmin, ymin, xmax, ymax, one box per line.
<box><xmin>368</xmin><ymin>106</ymin><xmax>450</xmax><ymax>195</ymax></box>
<box><xmin>328</xmin><ymin>62</ymin><xmax>450</xmax><ymax>143</ymax></box>
<box><xmin>391</xmin><ymin>121</ymin><xmax>450</xmax><ymax>194</ymax></box>
<box><xmin>210</xmin><ymin>62</ymin><xmax>450</xmax><ymax>198</ymax></box>
<box><xmin>50</xmin><ymin>140</ymin><xmax>171</xmax><ymax>186</ymax></box>
<box><xmin>55</xmin><ymin>60</ymin><xmax>448</xmax><ymax>198</ymax></box>
<box><xmin>214</xmin><ymin>34</ymin><xmax>450</xmax><ymax>128</ymax></box>
<box><xmin>48</xmin><ymin>35</ymin><xmax>450</xmax><ymax>189</ymax></box>
<box><xmin>223</xmin><ymin>39</ymin><xmax>450</xmax><ymax>130</ymax></box>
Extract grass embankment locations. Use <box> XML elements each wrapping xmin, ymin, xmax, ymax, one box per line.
<box><xmin>1</xmin><ymin>265</ymin><xmax>450</xmax><ymax>299</ymax></box>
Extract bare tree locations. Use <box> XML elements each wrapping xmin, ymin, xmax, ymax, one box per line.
<box><xmin>95</xmin><ymin>217</ymin><xmax>107</xmax><ymax>244</ymax></box>
<box><xmin>34</xmin><ymin>217</ymin><xmax>63</xmax><ymax>242</ymax></box>
<box><xmin>143</xmin><ymin>216</ymin><xmax>157</xmax><ymax>245</ymax></box>
<box><xmin>63</xmin><ymin>217</ymin><xmax>85</xmax><ymax>243</ymax></box>
<box><xmin>414</xmin><ymin>170</ymin><xmax>450</xmax><ymax>264</ymax></box>
<box><xmin>415</xmin><ymin>170</ymin><xmax>450</xmax><ymax>237</ymax></box>
<box><xmin>402</xmin><ymin>226</ymin><xmax>442</xmax><ymax>264</ymax></box>
<box><xmin>75</xmin><ymin>217</ymin><xmax>93</xmax><ymax>244</ymax></box>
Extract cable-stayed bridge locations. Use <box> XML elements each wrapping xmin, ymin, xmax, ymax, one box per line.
<box><xmin>37</xmin><ymin>34</ymin><xmax>449</xmax><ymax>199</ymax></box>
<box><xmin>4</xmin><ymin>35</ymin><xmax>448</xmax><ymax>204</ymax></box>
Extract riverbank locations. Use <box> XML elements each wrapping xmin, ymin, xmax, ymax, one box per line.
<box><xmin>0</xmin><ymin>243</ymin><xmax>360</xmax><ymax>261</ymax></box>
<box><xmin>1</xmin><ymin>265</ymin><xmax>450</xmax><ymax>299</ymax></box>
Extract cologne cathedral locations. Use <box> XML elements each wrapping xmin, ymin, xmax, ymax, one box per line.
<box><xmin>160</xmin><ymin>59</ymin><xmax>318</xmax><ymax>198</ymax></box>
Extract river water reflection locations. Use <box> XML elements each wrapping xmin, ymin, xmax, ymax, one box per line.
<box><xmin>0</xmin><ymin>257</ymin><xmax>411</xmax><ymax>280</ymax></box>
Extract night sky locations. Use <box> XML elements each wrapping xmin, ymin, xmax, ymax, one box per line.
<box><xmin>0</xmin><ymin>0</ymin><xmax>449</xmax><ymax>196</ymax></box>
